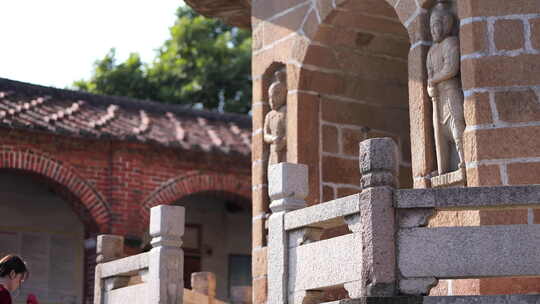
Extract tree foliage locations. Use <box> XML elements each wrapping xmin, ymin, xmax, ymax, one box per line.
<box><xmin>74</xmin><ymin>6</ymin><xmax>252</xmax><ymax>113</ymax></box>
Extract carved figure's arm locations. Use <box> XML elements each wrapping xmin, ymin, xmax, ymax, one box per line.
<box><xmin>426</xmin><ymin>51</ymin><xmax>437</xmax><ymax>97</ymax></box>
<box><xmin>427</xmin><ymin>51</ymin><xmax>434</xmax><ymax>82</ymax></box>
<box><xmin>263</xmin><ymin>114</ymin><xmax>276</xmax><ymax>144</ymax></box>
<box><xmin>431</xmin><ymin>37</ymin><xmax>460</xmax><ymax>85</ymax></box>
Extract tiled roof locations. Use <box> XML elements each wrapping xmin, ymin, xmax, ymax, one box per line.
<box><xmin>0</xmin><ymin>78</ymin><xmax>252</xmax><ymax>156</ymax></box>
<box><xmin>184</xmin><ymin>0</ymin><xmax>251</xmax><ymax>28</ymax></box>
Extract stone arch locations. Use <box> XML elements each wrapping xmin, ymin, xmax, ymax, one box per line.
<box><xmin>283</xmin><ymin>0</ymin><xmax>438</xmax><ymax>193</ymax></box>
<box><xmin>0</xmin><ymin>148</ymin><xmax>111</xmax><ymax>232</ymax></box>
<box><xmin>141</xmin><ymin>171</ymin><xmax>252</xmax><ymax>221</ymax></box>
<box><xmin>284</xmin><ymin>0</ymin><xmax>427</xmax><ymax>204</ymax></box>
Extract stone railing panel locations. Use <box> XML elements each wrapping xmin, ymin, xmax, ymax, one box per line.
<box><xmin>288</xmin><ymin>234</ymin><xmax>362</xmax><ymax>292</ymax></box>
<box><xmin>95</xmin><ymin>205</ymin><xmax>185</xmax><ymax>304</ymax></box>
<box><xmin>398</xmin><ymin>225</ymin><xmax>540</xmax><ymax>279</ymax></box>
<box><xmin>284</xmin><ymin>194</ymin><xmax>360</xmax><ymax>231</ymax></box>
<box><xmin>396</xmin><ymin>185</ymin><xmax>540</xmax><ymax>210</ymax></box>
<box><xmin>105</xmin><ymin>284</ymin><xmax>148</xmax><ymax>304</ymax></box>
<box><xmin>100</xmin><ymin>252</ymin><xmax>149</xmax><ymax>279</ymax></box>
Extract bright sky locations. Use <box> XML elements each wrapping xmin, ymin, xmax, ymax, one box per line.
<box><xmin>0</xmin><ymin>0</ymin><xmax>182</xmax><ymax>88</ymax></box>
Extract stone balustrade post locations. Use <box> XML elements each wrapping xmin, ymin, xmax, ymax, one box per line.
<box><xmin>345</xmin><ymin>138</ymin><xmax>399</xmax><ymax>298</ymax></box>
<box><xmin>267</xmin><ymin>163</ymin><xmax>308</xmax><ymax>304</ymax></box>
<box><xmin>94</xmin><ymin>235</ymin><xmax>124</xmax><ymax>304</ymax></box>
<box><xmin>191</xmin><ymin>272</ymin><xmax>216</xmax><ymax>304</ymax></box>
<box><xmin>148</xmin><ymin>205</ymin><xmax>185</xmax><ymax>304</ymax></box>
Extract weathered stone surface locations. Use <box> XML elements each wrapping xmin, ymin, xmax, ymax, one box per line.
<box><xmin>97</xmin><ymin>235</ymin><xmax>124</xmax><ymax>263</ymax></box>
<box><xmin>148</xmin><ymin>205</ymin><xmax>185</xmax><ymax>304</ymax></box>
<box><xmin>398</xmin><ymin>208</ymin><xmax>435</xmax><ymax>228</ymax></box>
<box><xmin>460</xmin><ymin>21</ymin><xmax>487</xmax><ymax>55</ymax></box>
<box><xmin>494</xmin><ymin>19</ymin><xmax>525</xmax><ymax>51</ymax></box>
<box><xmin>463</xmin><ymin>92</ymin><xmax>492</xmax><ymax>126</ymax></box>
<box><xmin>267</xmin><ymin>212</ymin><xmax>287</xmax><ymax>304</ymax></box>
<box><xmin>508</xmin><ymin>162</ymin><xmax>540</xmax><ymax>185</ymax></box>
<box><xmin>149</xmin><ymin>205</ymin><xmax>185</xmax><ymax>247</ymax></box>
<box><xmin>395</xmin><ymin>184</ymin><xmax>540</xmax><ymax>209</ymax></box>
<box><xmin>427</xmin><ymin>2</ymin><xmax>466</xmax><ymax>176</ymax></box>
<box><xmin>430</xmin><ymin>168</ymin><xmax>466</xmax><ymax>188</ymax></box>
<box><xmin>324</xmin><ymin>295</ymin><xmax>540</xmax><ymax>304</ymax></box>
<box><xmin>423</xmin><ymin>295</ymin><xmax>540</xmax><ymax>304</ymax></box>
<box><xmin>398</xmin><ymin>225</ymin><xmax>540</xmax><ymax>278</ymax></box>
<box><xmin>288</xmin><ymin>234</ymin><xmax>362</xmax><ymax>292</ymax></box>
<box><xmin>359</xmin><ymin>138</ymin><xmax>399</xmax><ymax>188</ymax></box>
<box><xmin>495</xmin><ymin>89</ymin><xmax>540</xmax><ymax>123</ymax></box>
<box><xmin>359</xmin><ymin>187</ymin><xmax>397</xmax><ymax>296</ymax></box>
<box><xmin>105</xmin><ymin>284</ymin><xmax>148</xmax><ymax>304</ymax></box>
<box><xmin>288</xmin><ymin>226</ymin><xmax>324</xmax><ymax>248</ymax></box>
<box><xmin>461</xmin><ymin>55</ymin><xmax>540</xmax><ymax>90</ymax></box>
<box><xmin>264</xmin><ymin>70</ymin><xmax>287</xmax><ymax>166</ymax></box>
<box><xmin>284</xmin><ymin>193</ymin><xmax>360</xmax><ymax>230</ymax></box>
<box><xmin>268</xmin><ymin>162</ymin><xmax>309</xmax><ymax>212</ymax></box>
<box><xmin>100</xmin><ymin>253</ymin><xmax>149</xmax><ymax>279</ymax></box>
<box><xmin>399</xmin><ymin>277</ymin><xmax>438</xmax><ymax>295</ymax></box>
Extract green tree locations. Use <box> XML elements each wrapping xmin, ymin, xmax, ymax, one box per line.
<box><xmin>74</xmin><ymin>6</ymin><xmax>252</xmax><ymax>114</ymax></box>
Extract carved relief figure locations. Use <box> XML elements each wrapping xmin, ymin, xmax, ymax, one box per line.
<box><xmin>264</xmin><ymin>70</ymin><xmax>287</xmax><ymax>166</ymax></box>
<box><xmin>427</xmin><ymin>1</ymin><xmax>466</xmax><ymax>175</ymax></box>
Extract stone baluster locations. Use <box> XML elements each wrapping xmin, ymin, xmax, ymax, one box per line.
<box><xmin>148</xmin><ymin>205</ymin><xmax>185</xmax><ymax>304</ymax></box>
<box><xmin>344</xmin><ymin>138</ymin><xmax>399</xmax><ymax>298</ymax></box>
<box><xmin>191</xmin><ymin>272</ymin><xmax>217</xmax><ymax>304</ymax></box>
<box><xmin>94</xmin><ymin>235</ymin><xmax>124</xmax><ymax>304</ymax></box>
<box><xmin>267</xmin><ymin>163</ymin><xmax>309</xmax><ymax>304</ymax></box>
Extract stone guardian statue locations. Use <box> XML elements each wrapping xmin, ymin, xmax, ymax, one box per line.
<box><xmin>264</xmin><ymin>70</ymin><xmax>287</xmax><ymax>166</ymax></box>
<box><xmin>427</xmin><ymin>1</ymin><xmax>466</xmax><ymax>176</ymax></box>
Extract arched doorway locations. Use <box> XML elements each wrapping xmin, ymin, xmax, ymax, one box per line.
<box><xmin>0</xmin><ymin>170</ymin><xmax>95</xmax><ymax>304</ymax></box>
<box><xmin>142</xmin><ymin>172</ymin><xmax>252</xmax><ymax>302</ymax></box>
<box><xmin>175</xmin><ymin>191</ymin><xmax>251</xmax><ymax>303</ymax></box>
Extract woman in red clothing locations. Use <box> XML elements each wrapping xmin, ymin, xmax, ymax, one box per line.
<box><xmin>0</xmin><ymin>255</ymin><xmax>29</xmax><ymax>304</ymax></box>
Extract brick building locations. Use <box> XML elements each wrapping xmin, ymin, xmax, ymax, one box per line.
<box><xmin>0</xmin><ymin>78</ymin><xmax>253</xmax><ymax>304</ymax></box>
<box><xmin>185</xmin><ymin>0</ymin><xmax>540</xmax><ymax>301</ymax></box>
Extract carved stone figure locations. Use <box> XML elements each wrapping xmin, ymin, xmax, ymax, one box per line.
<box><xmin>427</xmin><ymin>1</ymin><xmax>466</xmax><ymax>176</ymax></box>
<box><xmin>264</xmin><ymin>70</ymin><xmax>287</xmax><ymax>166</ymax></box>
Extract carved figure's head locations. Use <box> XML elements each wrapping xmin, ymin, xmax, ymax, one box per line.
<box><xmin>430</xmin><ymin>2</ymin><xmax>454</xmax><ymax>43</ymax></box>
<box><xmin>269</xmin><ymin>70</ymin><xmax>287</xmax><ymax>110</ymax></box>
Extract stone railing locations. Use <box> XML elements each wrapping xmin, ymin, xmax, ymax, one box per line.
<box><xmin>267</xmin><ymin>138</ymin><xmax>540</xmax><ymax>304</ymax></box>
<box><xmin>94</xmin><ymin>205</ymin><xmax>185</xmax><ymax>304</ymax></box>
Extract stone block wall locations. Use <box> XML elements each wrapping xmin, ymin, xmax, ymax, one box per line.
<box><xmin>457</xmin><ymin>0</ymin><xmax>540</xmax><ymax>295</ymax></box>
<box><xmin>251</xmin><ymin>0</ymin><xmax>432</xmax><ymax>303</ymax></box>
<box><xmin>251</xmin><ymin>0</ymin><xmax>540</xmax><ymax>302</ymax></box>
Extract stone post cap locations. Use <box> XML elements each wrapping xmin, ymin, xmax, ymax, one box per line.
<box><xmin>96</xmin><ymin>234</ymin><xmax>124</xmax><ymax>263</ymax></box>
<box><xmin>268</xmin><ymin>163</ymin><xmax>308</xmax><ymax>200</ymax></box>
<box><xmin>150</xmin><ymin>205</ymin><xmax>185</xmax><ymax>247</ymax></box>
<box><xmin>359</xmin><ymin>138</ymin><xmax>399</xmax><ymax>188</ymax></box>
<box><xmin>191</xmin><ymin>272</ymin><xmax>217</xmax><ymax>297</ymax></box>
<box><xmin>269</xmin><ymin>162</ymin><xmax>308</xmax><ymax>212</ymax></box>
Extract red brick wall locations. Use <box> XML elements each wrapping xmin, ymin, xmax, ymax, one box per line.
<box><xmin>0</xmin><ymin>127</ymin><xmax>251</xmax><ymax>302</ymax></box>
<box><xmin>457</xmin><ymin>0</ymin><xmax>540</xmax><ymax>295</ymax></box>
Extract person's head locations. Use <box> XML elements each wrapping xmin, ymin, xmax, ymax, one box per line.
<box><xmin>268</xmin><ymin>70</ymin><xmax>287</xmax><ymax>110</ymax></box>
<box><xmin>0</xmin><ymin>255</ymin><xmax>28</xmax><ymax>292</ymax></box>
<box><xmin>430</xmin><ymin>2</ymin><xmax>454</xmax><ymax>42</ymax></box>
